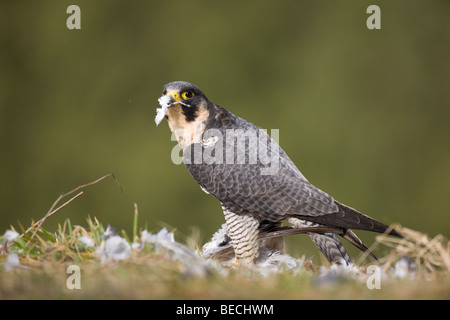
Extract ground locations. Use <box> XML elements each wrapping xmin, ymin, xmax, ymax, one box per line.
<box><xmin>1</xmin><ymin>215</ymin><xmax>449</xmax><ymax>300</ymax></box>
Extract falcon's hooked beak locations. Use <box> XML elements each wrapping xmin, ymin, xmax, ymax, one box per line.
<box><xmin>155</xmin><ymin>90</ymin><xmax>190</xmax><ymax>126</ymax></box>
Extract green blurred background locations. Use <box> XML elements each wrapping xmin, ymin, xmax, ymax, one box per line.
<box><xmin>1</xmin><ymin>0</ymin><xmax>449</xmax><ymax>262</ymax></box>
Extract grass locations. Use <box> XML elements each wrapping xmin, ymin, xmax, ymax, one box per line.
<box><xmin>1</xmin><ymin>176</ymin><xmax>449</xmax><ymax>300</ymax></box>
<box><xmin>2</xmin><ymin>217</ymin><xmax>449</xmax><ymax>300</ymax></box>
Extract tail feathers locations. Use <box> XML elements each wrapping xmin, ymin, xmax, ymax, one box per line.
<box><xmin>307</xmin><ymin>232</ymin><xmax>353</xmax><ymax>265</ymax></box>
<box><xmin>295</xmin><ymin>200</ymin><xmax>403</xmax><ymax>238</ymax></box>
<box><xmin>259</xmin><ymin>224</ymin><xmax>380</xmax><ymax>263</ymax></box>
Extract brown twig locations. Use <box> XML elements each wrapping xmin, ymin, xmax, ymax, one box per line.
<box><xmin>26</xmin><ymin>173</ymin><xmax>120</xmax><ymax>241</ymax></box>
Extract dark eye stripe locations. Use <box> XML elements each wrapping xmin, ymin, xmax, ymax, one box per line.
<box><xmin>181</xmin><ymin>105</ymin><xmax>197</xmax><ymax>122</ymax></box>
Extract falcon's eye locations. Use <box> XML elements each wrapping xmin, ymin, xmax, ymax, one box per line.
<box><xmin>181</xmin><ymin>90</ymin><xmax>194</xmax><ymax>100</ymax></box>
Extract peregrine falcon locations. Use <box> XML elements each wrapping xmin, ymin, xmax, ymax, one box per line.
<box><xmin>155</xmin><ymin>81</ymin><xmax>401</xmax><ymax>266</ymax></box>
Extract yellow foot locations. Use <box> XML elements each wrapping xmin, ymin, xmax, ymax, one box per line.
<box><xmin>232</xmin><ymin>258</ymin><xmax>255</xmax><ymax>269</ymax></box>
<box><xmin>232</xmin><ymin>258</ymin><xmax>241</xmax><ymax>268</ymax></box>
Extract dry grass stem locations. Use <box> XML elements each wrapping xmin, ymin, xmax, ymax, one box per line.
<box><xmin>26</xmin><ymin>173</ymin><xmax>120</xmax><ymax>241</ymax></box>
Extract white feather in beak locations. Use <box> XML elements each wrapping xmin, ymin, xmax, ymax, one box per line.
<box><xmin>155</xmin><ymin>95</ymin><xmax>172</xmax><ymax>126</ymax></box>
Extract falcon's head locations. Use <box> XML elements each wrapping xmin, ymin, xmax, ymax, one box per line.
<box><xmin>156</xmin><ymin>81</ymin><xmax>212</xmax><ymax>150</ymax></box>
<box><xmin>155</xmin><ymin>81</ymin><xmax>210</xmax><ymax>126</ymax></box>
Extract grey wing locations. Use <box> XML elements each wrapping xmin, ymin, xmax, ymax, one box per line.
<box><xmin>183</xmin><ymin>127</ymin><xmax>339</xmax><ymax>222</ymax></box>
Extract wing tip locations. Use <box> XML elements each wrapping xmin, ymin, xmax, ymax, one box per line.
<box><xmin>384</xmin><ymin>226</ymin><xmax>403</xmax><ymax>238</ymax></box>
<box><xmin>334</xmin><ymin>200</ymin><xmax>403</xmax><ymax>237</ymax></box>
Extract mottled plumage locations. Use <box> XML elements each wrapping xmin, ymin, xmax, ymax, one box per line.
<box><xmin>157</xmin><ymin>81</ymin><xmax>402</xmax><ymax>266</ymax></box>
